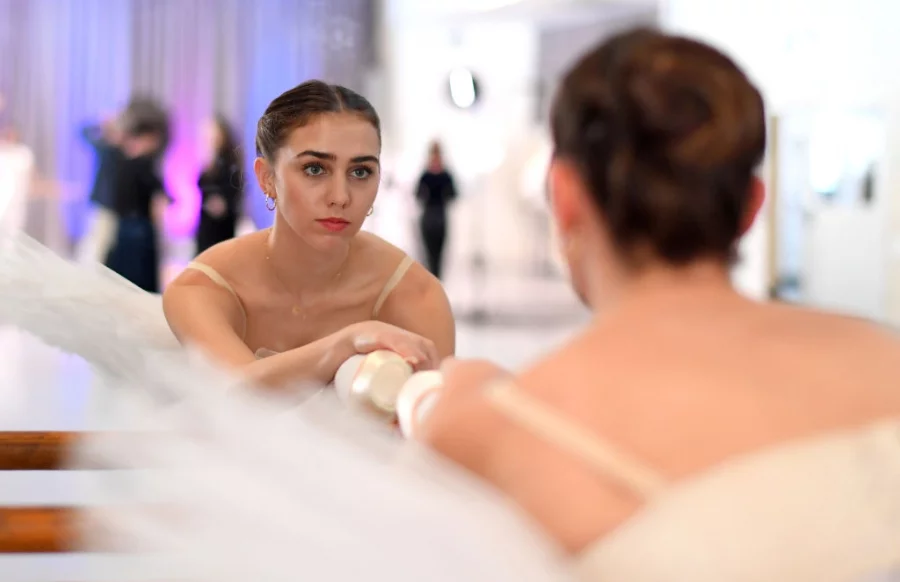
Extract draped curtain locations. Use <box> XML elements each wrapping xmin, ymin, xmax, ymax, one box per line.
<box><xmin>0</xmin><ymin>0</ymin><xmax>373</xmax><ymax>239</ymax></box>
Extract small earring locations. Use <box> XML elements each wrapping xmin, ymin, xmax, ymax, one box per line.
<box><xmin>366</xmin><ymin>206</ymin><xmax>374</xmax><ymax>217</ymax></box>
<box><xmin>265</xmin><ymin>194</ymin><xmax>276</xmax><ymax>211</ymax></box>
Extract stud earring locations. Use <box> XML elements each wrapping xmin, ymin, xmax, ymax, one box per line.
<box><xmin>265</xmin><ymin>194</ymin><xmax>276</xmax><ymax>211</ymax></box>
<box><xmin>366</xmin><ymin>206</ymin><xmax>374</xmax><ymax>217</ymax></box>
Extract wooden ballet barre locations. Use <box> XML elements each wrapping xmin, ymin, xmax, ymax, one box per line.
<box><xmin>0</xmin><ymin>431</ymin><xmax>155</xmax><ymax>471</ymax></box>
<box><xmin>0</xmin><ymin>431</ymin><xmax>79</xmax><ymax>471</ymax></box>
<box><xmin>0</xmin><ymin>504</ymin><xmax>174</xmax><ymax>554</ymax></box>
<box><xmin>0</xmin><ymin>506</ymin><xmax>79</xmax><ymax>553</ymax></box>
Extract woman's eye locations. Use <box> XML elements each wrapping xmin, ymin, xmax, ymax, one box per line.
<box><xmin>351</xmin><ymin>167</ymin><xmax>372</xmax><ymax>179</ymax></box>
<box><xmin>303</xmin><ymin>163</ymin><xmax>325</xmax><ymax>177</ymax></box>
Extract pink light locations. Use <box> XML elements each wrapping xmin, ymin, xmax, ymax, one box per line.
<box><xmin>160</xmin><ymin>119</ymin><xmax>202</xmax><ymax>238</ymax></box>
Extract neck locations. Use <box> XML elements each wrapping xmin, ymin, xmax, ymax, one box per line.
<box><xmin>265</xmin><ymin>215</ymin><xmax>351</xmax><ymax>294</ymax></box>
<box><xmin>586</xmin><ymin>258</ymin><xmax>740</xmax><ymax>318</ymax></box>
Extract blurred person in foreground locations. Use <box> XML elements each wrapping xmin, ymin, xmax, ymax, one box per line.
<box><xmin>422</xmin><ymin>28</ymin><xmax>900</xmax><ymax>581</ymax></box>
<box><xmin>415</xmin><ymin>141</ymin><xmax>457</xmax><ymax>279</ymax></box>
<box><xmin>195</xmin><ymin>115</ymin><xmax>243</xmax><ymax>255</ymax></box>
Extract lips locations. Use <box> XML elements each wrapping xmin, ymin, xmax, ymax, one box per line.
<box><xmin>317</xmin><ymin>218</ymin><xmax>350</xmax><ymax>232</ymax></box>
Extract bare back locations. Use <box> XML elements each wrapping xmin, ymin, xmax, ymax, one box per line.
<box><xmin>430</xmin><ymin>292</ymin><xmax>900</xmax><ymax>553</ymax></box>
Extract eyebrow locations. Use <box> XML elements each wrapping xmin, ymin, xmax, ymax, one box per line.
<box><xmin>296</xmin><ymin>150</ymin><xmax>380</xmax><ymax>165</ymax></box>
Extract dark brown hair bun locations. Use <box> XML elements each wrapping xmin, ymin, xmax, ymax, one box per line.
<box><xmin>551</xmin><ymin>28</ymin><xmax>766</xmax><ymax>265</ymax></box>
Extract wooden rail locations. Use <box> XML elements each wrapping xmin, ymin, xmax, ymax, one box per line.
<box><xmin>0</xmin><ymin>431</ymin><xmax>80</xmax><ymax>471</ymax></box>
<box><xmin>0</xmin><ymin>506</ymin><xmax>80</xmax><ymax>553</ymax></box>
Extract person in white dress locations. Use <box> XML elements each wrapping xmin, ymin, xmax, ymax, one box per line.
<box><xmin>0</xmin><ymin>127</ymin><xmax>34</xmax><ymax>239</ymax></box>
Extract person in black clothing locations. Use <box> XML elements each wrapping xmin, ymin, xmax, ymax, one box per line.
<box><xmin>77</xmin><ymin>116</ymin><xmax>127</xmax><ymax>262</ymax></box>
<box><xmin>104</xmin><ymin>108</ymin><xmax>171</xmax><ymax>293</ymax></box>
<box><xmin>81</xmin><ymin>118</ymin><xmax>125</xmax><ymax>210</ymax></box>
<box><xmin>415</xmin><ymin>141</ymin><xmax>457</xmax><ymax>279</ymax></box>
<box><xmin>195</xmin><ymin>115</ymin><xmax>243</xmax><ymax>255</ymax></box>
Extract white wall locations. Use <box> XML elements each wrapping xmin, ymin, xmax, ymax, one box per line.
<box><xmin>380</xmin><ymin>0</ymin><xmax>900</xmax><ymax>321</ymax></box>
<box><xmin>379</xmin><ymin>0</ymin><xmax>658</xmax><ymax>275</ymax></box>
<box><xmin>662</xmin><ymin>0</ymin><xmax>900</xmax><ymax>321</ymax></box>
<box><xmin>378</xmin><ymin>1</ymin><xmax>543</xmax><ymax>270</ymax></box>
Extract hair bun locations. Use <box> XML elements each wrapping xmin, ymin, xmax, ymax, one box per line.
<box><xmin>551</xmin><ymin>28</ymin><xmax>766</xmax><ymax>265</ymax></box>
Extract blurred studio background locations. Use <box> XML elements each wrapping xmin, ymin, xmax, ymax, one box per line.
<box><xmin>1</xmin><ymin>0</ymin><xmax>899</xmax><ymax>373</ymax></box>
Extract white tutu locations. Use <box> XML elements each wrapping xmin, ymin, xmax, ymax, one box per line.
<box><xmin>0</xmin><ymin>232</ymin><xmax>578</xmax><ymax>582</ymax></box>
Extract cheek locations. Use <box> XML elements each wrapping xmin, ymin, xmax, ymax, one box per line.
<box><xmin>351</xmin><ymin>179</ymin><xmax>378</xmax><ymax>207</ymax></box>
<box><xmin>277</xmin><ymin>174</ymin><xmax>315</xmax><ymax>215</ymax></box>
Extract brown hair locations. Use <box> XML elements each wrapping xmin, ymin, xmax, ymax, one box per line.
<box><xmin>551</xmin><ymin>28</ymin><xmax>766</xmax><ymax>265</ymax></box>
<box><xmin>255</xmin><ymin>80</ymin><xmax>381</xmax><ymax>162</ymax></box>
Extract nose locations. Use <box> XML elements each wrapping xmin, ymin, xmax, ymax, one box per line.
<box><xmin>326</xmin><ymin>173</ymin><xmax>351</xmax><ymax>208</ymax></box>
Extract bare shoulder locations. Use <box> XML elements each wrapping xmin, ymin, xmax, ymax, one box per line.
<box><xmin>354</xmin><ymin>231</ymin><xmax>443</xmax><ymax>299</ymax></box>
<box><xmin>421</xmin><ymin>360</ymin><xmax>513</xmax><ymax>477</ymax></box>
<box><xmin>764</xmin><ymin>301</ymin><xmax>900</xmax><ymax>355</ymax></box>
<box><xmin>169</xmin><ymin>231</ymin><xmax>267</xmax><ymax>289</ymax></box>
<box><xmin>357</xmin><ymin>232</ymin><xmax>455</xmax><ymax>356</ymax></box>
<box><xmin>352</xmin><ymin>231</ymin><xmax>408</xmax><ymax>270</ymax></box>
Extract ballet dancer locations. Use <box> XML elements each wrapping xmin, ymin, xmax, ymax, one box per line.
<box><xmin>162</xmin><ymin>81</ymin><xmax>454</xmax><ymax>388</ymax></box>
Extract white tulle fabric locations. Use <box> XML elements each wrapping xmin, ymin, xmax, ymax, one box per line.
<box><xmin>0</xmin><ymin>232</ymin><xmax>576</xmax><ymax>582</ymax></box>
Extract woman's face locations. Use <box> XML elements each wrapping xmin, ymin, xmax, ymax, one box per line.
<box><xmin>264</xmin><ymin>112</ymin><xmax>380</xmax><ymax>250</ymax></box>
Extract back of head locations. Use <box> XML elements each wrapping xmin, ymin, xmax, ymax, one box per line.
<box><xmin>255</xmin><ymin>80</ymin><xmax>380</xmax><ymax>162</ymax></box>
<box><xmin>122</xmin><ymin>96</ymin><xmax>171</xmax><ymax>154</ymax></box>
<box><xmin>551</xmin><ymin>28</ymin><xmax>766</xmax><ymax>266</ymax></box>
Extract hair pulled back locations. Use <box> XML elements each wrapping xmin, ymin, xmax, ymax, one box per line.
<box><xmin>255</xmin><ymin>80</ymin><xmax>380</xmax><ymax>162</ymax></box>
<box><xmin>551</xmin><ymin>28</ymin><xmax>766</xmax><ymax>265</ymax></box>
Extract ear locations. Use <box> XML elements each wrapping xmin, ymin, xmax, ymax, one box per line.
<box><xmin>547</xmin><ymin>157</ymin><xmax>591</xmax><ymax>237</ymax></box>
<box><xmin>253</xmin><ymin>157</ymin><xmax>275</xmax><ymax>198</ymax></box>
<box><xmin>739</xmin><ymin>176</ymin><xmax>765</xmax><ymax>236</ymax></box>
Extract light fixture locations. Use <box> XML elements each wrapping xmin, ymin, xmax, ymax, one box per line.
<box><xmin>447</xmin><ymin>68</ymin><xmax>480</xmax><ymax>109</ymax></box>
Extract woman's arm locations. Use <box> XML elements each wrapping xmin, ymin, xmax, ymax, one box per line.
<box><xmin>376</xmin><ymin>262</ymin><xmax>455</xmax><ymax>359</ymax></box>
<box><xmin>163</xmin><ymin>275</ymin><xmax>357</xmax><ymax>388</ymax></box>
<box><xmin>415</xmin><ymin>175</ymin><xmax>429</xmax><ymax>204</ymax></box>
<box><xmin>79</xmin><ymin>124</ymin><xmax>105</xmax><ymax>150</ymax></box>
<box><xmin>222</xmin><ymin>166</ymin><xmax>243</xmax><ymax>217</ymax></box>
<box><xmin>444</xmin><ymin>174</ymin><xmax>458</xmax><ymax>203</ymax></box>
<box><xmin>163</xmin><ymin>272</ymin><xmax>441</xmax><ymax>388</ymax></box>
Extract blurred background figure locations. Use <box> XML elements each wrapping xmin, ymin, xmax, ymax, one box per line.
<box><xmin>0</xmin><ymin>90</ymin><xmax>33</xmax><ymax>239</ymax></box>
<box><xmin>0</xmin><ymin>122</ymin><xmax>34</xmax><ymax>241</ymax></box>
<box><xmin>104</xmin><ymin>101</ymin><xmax>171</xmax><ymax>293</ymax></box>
<box><xmin>76</xmin><ymin>113</ymin><xmax>125</xmax><ymax>263</ymax></box>
<box><xmin>416</xmin><ymin>141</ymin><xmax>457</xmax><ymax>279</ymax></box>
<box><xmin>195</xmin><ymin>115</ymin><xmax>243</xmax><ymax>255</ymax></box>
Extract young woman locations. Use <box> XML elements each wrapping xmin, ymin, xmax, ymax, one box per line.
<box><xmin>164</xmin><ymin>81</ymin><xmax>455</xmax><ymax>388</ymax></box>
<box><xmin>195</xmin><ymin>115</ymin><xmax>243</xmax><ymax>255</ymax></box>
<box><xmin>423</xmin><ymin>29</ymin><xmax>900</xmax><ymax>581</ymax></box>
<box><xmin>415</xmin><ymin>141</ymin><xmax>457</xmax><ymax>279</ymax></box>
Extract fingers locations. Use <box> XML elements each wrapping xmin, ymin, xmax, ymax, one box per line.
<box><xmin>395</xmin><ymin>338</ymin><xmax>438</xmax><ymax>371</ymax></box>
<box><xmin>419</xmin><ymin>339</ymin><xmax>441</xmax><ymax>371</ymax></box>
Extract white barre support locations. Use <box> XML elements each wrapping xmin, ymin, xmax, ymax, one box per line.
<box><xmin>333</xmin><ymin>350</ymin><xmax>443</xmax><ymax>438</ymax></box>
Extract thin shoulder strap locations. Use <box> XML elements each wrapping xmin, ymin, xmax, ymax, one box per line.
<box><xmin>485</xmin><ymin>381</ymin><xmax>667</xmax><ymax>500</ymax></box>
<box><xmin>185</xmin><ymin>262</ymin><xmax>238</xmax><ymax>296</ymax></box>
<box><xmin>372</xmin><ymin>256</ymin><xmax>414</xmax><ymax>318</ymax></box>
<box><xmin>184</xmin><ymin>262</ymin><xmax>248</xmax><ymax>333</ymax></box>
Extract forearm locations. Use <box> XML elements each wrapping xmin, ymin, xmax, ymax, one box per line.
<box><xmin>242</xmin><ymin>330</ymin><xmax>356</xmax><ymax>388</ymax></box>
